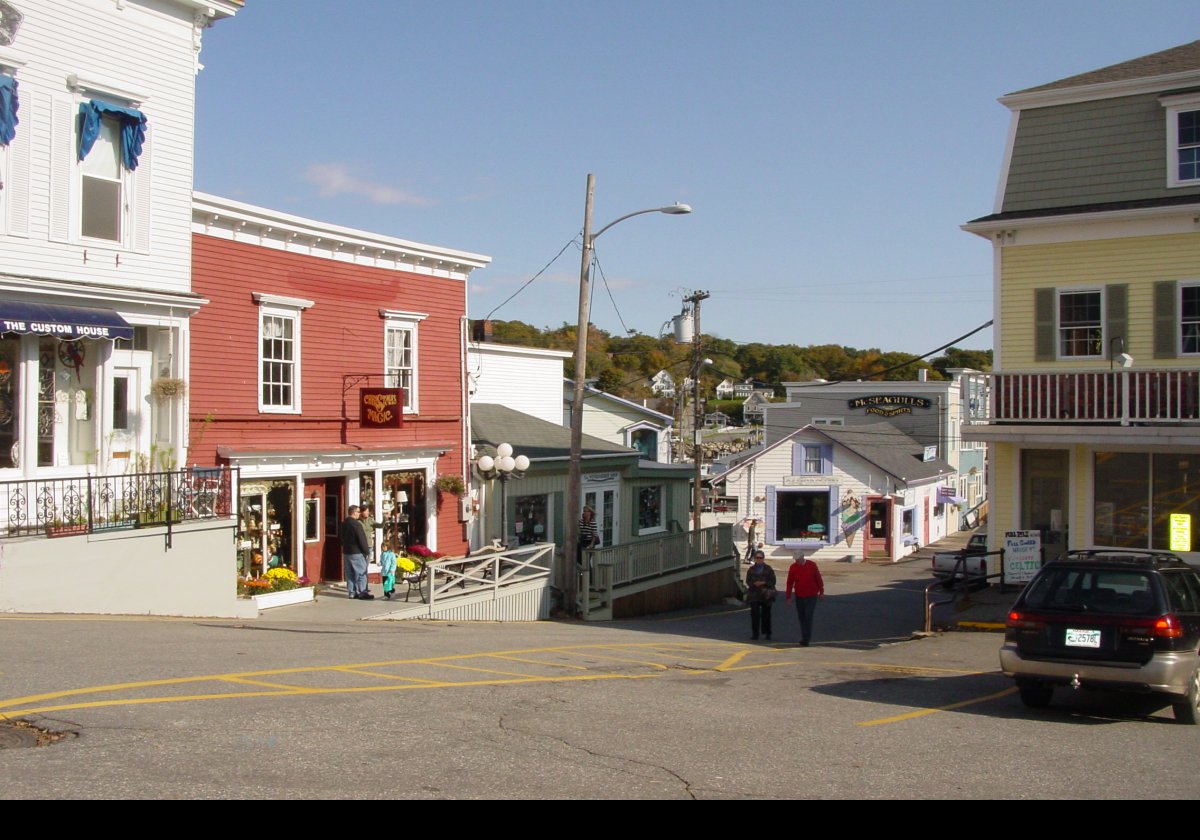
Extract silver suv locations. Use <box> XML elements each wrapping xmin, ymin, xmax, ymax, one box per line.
<box><xmin>999</xmin><ymin>549</ymin><xmax>1200</xmax><ymax>723</ymax></box>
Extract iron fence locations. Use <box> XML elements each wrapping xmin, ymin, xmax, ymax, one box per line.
<box><xmin>1</xmin><ymin>466</ymin><xmax>234</xmax><ymax>538</ymax></box>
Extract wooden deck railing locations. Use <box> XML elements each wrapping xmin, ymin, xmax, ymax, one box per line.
<box><xmin>962</xmin><ymin>369</ymin><xmax>1200</xmax><ymax>425</ymax></box>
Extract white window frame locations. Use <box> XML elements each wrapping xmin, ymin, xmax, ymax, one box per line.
<box><xmin>1162</xmin><ymin>93</ymin><xmax>1200</xmax><ymax>189</ymax></box>
<box><xmin>59</xmin><ymin>75</ymin><xmax>151</xmax><ymax>252</ymax></box>
<box><xmin>79</xmin><ymin>111</ymin><xmax>127</xmax><ymax>245</ymax></box>
<box><xmin>1057</xmin><ymin>287</ymin><xmax>1104</xmax><ymax>360</ymax></box>
<box><xmin>381</xmin><ymin>309</ymin><xmax>427</xmax><ymax>414</ymax></box>
<box><xmin>813</xmin><ymin>416</ymin><xmax>844</xmax><ymax>426</ymax></box>
<box><xmin>254</xmin><ymin>293</ymin><xmax>313</xmax><ymax>415</ymax></box>
<box><xmin>1181</xmin><ymin>282</ymin><xmax>1200</xmax><ymax>356</ymax></box>
<box><xmin>625</xmin><ymin>423</ymin><xmax>661</xmax><ymax>462</ymax></box>
<box><xmin>636</xmin><ymin>484</ymin><xmax>666</xmax><ymax>535</ymax></box>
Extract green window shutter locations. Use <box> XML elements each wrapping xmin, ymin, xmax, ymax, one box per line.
<box><xmin>1035</xmin><ymin>288</ymin><xmax>1055</xmax><ymax>361</ymax></box>
<box><xmin>1105</xmin><ymin>284</ymin><xmax>1127</xmax><ymax>360</ymax></box>
<box><xmin>1154</xmin><ymin>280</ymin><xmax>1178</xmax><ymax>359</ymax></box>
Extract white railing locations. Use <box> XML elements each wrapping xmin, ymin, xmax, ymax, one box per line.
<box><xmin>588</xmin><ymin>524</ymin><xmax>734</xmax><ymax>585</ymax></box>
<box><xmin>424</xmin><ymin>541</ymin><xmax>554</xmax><ymax>608</ymax></box>
<box><xmin>580</xmin><ymin>524</ymin><xmax>736</xmax><ymax>617</ymax></box>
<box><xmin>963</xmin><ymin>369</ymin><xmax>1200</xmax><ymax>425</ymax></box>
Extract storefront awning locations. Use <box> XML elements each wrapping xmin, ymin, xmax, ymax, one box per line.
<box><xmin>936</xmin><ymin>486</ymin><xmax>967</xmax><ymax>506</ymax></box>
<box><xmin>0</xmin><ymin>301</ymin><xmax>134</xmax><ymax>341</ymax></box>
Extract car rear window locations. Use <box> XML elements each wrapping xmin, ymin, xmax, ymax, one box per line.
<box><xmin>1161</xmin><ymin>572</ymin><xmax>1199</xmax><ymax>613</ymax></box>
<box><xmin>1022</xmin><ymin>567</ymin><xmax>1159</xmax><ymax>615</ymax></box>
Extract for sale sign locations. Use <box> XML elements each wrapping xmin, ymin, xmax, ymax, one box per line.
<box><xmin>1003</xmin><ymin>530</ymin><xmax>1041</xmax><ymax>584</ymax></box>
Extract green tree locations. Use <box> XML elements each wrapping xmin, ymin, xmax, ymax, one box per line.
<box><xmin>931</xmin><ymin>347</ymin><xmax>993</xmax><ymax>375</ymax></box>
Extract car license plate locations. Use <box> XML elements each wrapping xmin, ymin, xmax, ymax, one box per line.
<box><xmin>1065</xmin><ymin>628</ymin><xmax>1101</xmax><ymax>648</ymax></box>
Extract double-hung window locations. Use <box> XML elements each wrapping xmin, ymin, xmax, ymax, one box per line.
<box><xmin>381</xmin><ymin>310</ymin><xmax>426</xmax><ymax>412</ymax></box>
<box><xmin>1163</xmin><ymin>93</ymin><xmax>1200</xmax><ymax>188</ymax></box>
<box><xmin>77</xmin><ymin>98</ymin><xmax>146</xmax><ymax>245</ymax></box>
<box><xmin>792</xmin><ymin>442</ymin><xmax>832</xmax><ymax>476</ymax></box>
<box><xmin>254</xmin><ymin>293</ymin><xmax>312</xmax><ymax>414</ymax></box>
<box><xmin>80</xmin><ymin>112</ymin><xmax>122</xmax><ymax>241</ymax></box>
<box><xmin>1182</xmin><ymin>284</ymin><xmax>1200</xmax><ymax>356</ymax></box>
<box><xmin>1058</xmin><ymin>289</ymin><xmax>1103</xmax><ymax>359</ymax></box>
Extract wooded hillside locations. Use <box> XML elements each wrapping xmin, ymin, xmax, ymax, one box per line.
<box><xmin>477</xmin><ymin>320</ymin><xmax>992</xmax><ymax>403</ymax></box>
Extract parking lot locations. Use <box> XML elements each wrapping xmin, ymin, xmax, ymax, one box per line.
<box><xmin>1</xmin><ymin>553</ymin><xmax>1196</xmax><ymax>799</ymax></box>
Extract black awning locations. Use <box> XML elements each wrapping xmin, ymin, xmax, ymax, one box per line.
<box><xmin>0</xmin><ymin>301</ymin><xmax>134</xmax><ymax>341</ymax></box>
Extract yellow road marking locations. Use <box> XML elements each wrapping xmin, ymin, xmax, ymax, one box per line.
<box><xmin>0</xmin><ymin>640</ymin><xmax>1004</xmax><ymax>724</ymax></box>
<box><xmin>0</xmin><ymin>672</ymin><xmax>664</xmax><ymax>717</ymax></box>
<box><xmin>419</xmin><ymin>661</ymin><xmax>549</xmax><ymax>679</ymax></box>
<box><xmin>715</xmin><ymin>650</ymin><xmax>751</xmax><ymax>671</ymax></box>
<box><xmin>857</xmin><ymin>687</ymin><xmax>1017</xmax><ymax>726</ymax></box>
<box><xmin>485</xmin><ymin>654</ymin><xmax>589</xmax><ymax>670</ymax></box>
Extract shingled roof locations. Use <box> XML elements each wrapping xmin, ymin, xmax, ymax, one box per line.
<box><xmin>471</xmin><ymin>403</ymin><xmax>635</xmax><ymax>461</ymax></box>
<box><xmin>1013</xmin><ymin>40</ymin><xmax>1200</xmax><ymax>94</ymax></box>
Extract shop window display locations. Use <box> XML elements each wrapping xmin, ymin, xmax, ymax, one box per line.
<box><xmin>514</xmin><ymin>493</ymin><xmax>548</xmax><ymax>545</ymax></box>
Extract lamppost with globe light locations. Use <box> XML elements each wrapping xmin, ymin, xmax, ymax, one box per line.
<box><xmin>475</xmin><ymin>442</ymin><xmax>529</xmax><ymax>548</ymax></box>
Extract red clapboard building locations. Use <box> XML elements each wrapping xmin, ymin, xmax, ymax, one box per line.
<box><xmin>190</xmin><ymin>193</ymin><xmax>490</xmax><ymax>584</ymax></box>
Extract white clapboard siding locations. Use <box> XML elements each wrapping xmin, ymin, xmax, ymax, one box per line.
<box><xmin>469</xmin><ymin>343</ymin><xmax>571</xmax><ymax>425</ymax></box>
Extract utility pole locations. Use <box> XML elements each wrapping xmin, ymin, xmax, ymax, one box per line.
<box><xmin>686</xmin><ymin>290</ymin><xmax>709</xmax><ymax>533</ymax></box>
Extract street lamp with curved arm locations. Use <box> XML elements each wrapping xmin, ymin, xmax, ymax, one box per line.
<box><xmin>564</xmin><ymin>174</ymin><xmax>692</xmax><ymax>616</ymax></box>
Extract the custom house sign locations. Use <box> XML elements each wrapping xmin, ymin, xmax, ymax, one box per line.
<box><xmin>847</xmin><ymin>395</ymin><xmax>932</xmax><ymax>417</ymax></box>
<box><xmin>360</xmin><ymin>388</ymin><xmax>404</xmax><ymax>429</ymax></box>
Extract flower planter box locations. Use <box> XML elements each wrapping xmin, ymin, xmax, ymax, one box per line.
<box><xmin>46</xmin><ymin>523</ymin><xmax>88</xmax><ymax>539</ymax></box>
<box><xmin>251</xmin><ymin>586</ymin><xmax>316</xmax><ymax>610</ymax></box>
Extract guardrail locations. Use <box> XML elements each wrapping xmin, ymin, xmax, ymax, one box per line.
<box><xmin>923</xmin><ymin>554</ymin><xmax>1007</xmax><ymax>634</ymax></box>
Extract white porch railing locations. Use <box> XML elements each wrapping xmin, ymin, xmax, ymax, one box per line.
<box><xmin>963</xmin><ymin>369</ymin><xmax>1200</xmax><ymax>425</ymax></box>
<box><xmin>424</xmin><ymin>541</ymin><xmax>554</xmax><ymax>608</ymax></box>
<box><xmin>580</xmin><ymin>524</ymin><xmax>736</xmax><ymax>619</ymax></box>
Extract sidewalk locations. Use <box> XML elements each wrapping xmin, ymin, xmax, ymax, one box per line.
<box><xmin>267</xmin><ymin>529</ymin><xmax>1018</xmax><ymax>631</ymax></box>
<box><xmin>903</xmin><ymin>528</ymin><xmax>1013</xmax><ymax>632</ymax></box>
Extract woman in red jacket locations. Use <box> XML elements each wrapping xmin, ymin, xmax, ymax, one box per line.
<box><xmin>785</xmin><ymin>551</ymin><xmax>824</xmax><ymax>647</ymax></box>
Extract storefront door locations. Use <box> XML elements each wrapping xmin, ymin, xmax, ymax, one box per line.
<box><xmin>321</xmin><ymin>477</ymin><xmax>345</xmax><ymax>582</ymax></box>
<box><xmin>584</xmin><ymin>484</ymin><xmax>619</xmax><ymax>548</ymax></box>
<box><xmin>1021</xmin><ymin>449</ymin><xmax>1069</xmax><ymax>562</ymax></box>
<box><xmin>109</xmin><ymin>357</ymin><xmax>151</xmax><ymax>469</ymax></box>
<box><xmin>865</xmin><ymin>496</ymin><xmax>891</xmax><ymax>558</ymax></box>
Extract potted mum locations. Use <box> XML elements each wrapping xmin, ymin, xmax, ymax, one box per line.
<box><xmin>244</xmin><ymin>567</ymin><xmax>316</xmax><ymax>609</ymax></box>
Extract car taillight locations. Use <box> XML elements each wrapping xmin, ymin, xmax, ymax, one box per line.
<box><xmin>1006</xmin><ymin>610</ymin><xmax>1043</xmax><ymax>630</ymax></box>
<box><xmin>1153</xmin><ymin>614</ymin><xmax>1183</xmax><ymax>638</ymax></box>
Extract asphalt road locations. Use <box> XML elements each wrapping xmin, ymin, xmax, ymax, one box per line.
<box><xmin>1</xmin><ymin>558</ymin><xmax>1196</xmax><ymax>800</ymax></box>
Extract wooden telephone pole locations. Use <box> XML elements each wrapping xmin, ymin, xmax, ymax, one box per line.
<box><xmin>685</xmin><ymin>290</ymin><xmax>709</xmax><ymax>533</ymax></box>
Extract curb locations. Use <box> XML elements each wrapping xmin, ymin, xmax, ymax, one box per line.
<box><xmin>953</xmin><ymin>620</ymin><xmax>1005</xmax><ymax>632</ymax></box>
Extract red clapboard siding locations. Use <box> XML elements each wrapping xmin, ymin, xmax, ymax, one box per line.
<box><xmin>189</xmin><ymin>234</ymin><xmax>467</xmax><ymax>465</ymax></box>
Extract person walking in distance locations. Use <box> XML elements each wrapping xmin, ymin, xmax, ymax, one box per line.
<box><xmin>745</xmin><ymin>550</ymin><xmax>776</xmax><ymax>641</ymax></box>
<box><xmin>785</xmin><ymin>550</ymin><xmax>824</xmax><ymax>646</ymax></box>
<box><xmin>339</xmin><ymin>504</ymin><xmax>374</xmax><ymax>600</ymax></box>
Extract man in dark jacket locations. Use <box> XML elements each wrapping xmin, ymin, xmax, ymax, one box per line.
<box><xmin>339</xmin><ymin>505</ymin><xmax>373</xmax><ymax>600</ymax></box>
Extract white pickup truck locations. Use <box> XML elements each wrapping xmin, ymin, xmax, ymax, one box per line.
<box><xmin>932</xmin><ymin>532</ymin><xmax>992</xmax><ymax>587</ymax></box>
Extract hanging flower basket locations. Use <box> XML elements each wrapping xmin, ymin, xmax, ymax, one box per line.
<box><xmin>435</xmin><ymin>474</ymin><xmax>466</xmax><ymax>497</ymax></box>
<box><xmin>151</xmin><ymin>377</ymin><xmax>187</xmax><ymax>400</ymax></box>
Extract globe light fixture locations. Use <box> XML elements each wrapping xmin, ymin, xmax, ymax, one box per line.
<box><xmin>474</xmin><ymin>442</ymin><xmax>529</xmax><ymax>548</ymax></box>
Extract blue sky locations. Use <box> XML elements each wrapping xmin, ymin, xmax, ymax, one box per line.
<box><xmin>194</xmin><ymin>1</ymin><xmax>1196</xmax><ymax>354</ymax></box>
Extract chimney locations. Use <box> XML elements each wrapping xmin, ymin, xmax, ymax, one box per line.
<box><xmin>917</xmin><ymin>368</ymin><xmax>928</xmax><ymax>382</ymax></box>
<box><xmin>471</xmin><ymin>320</ymin><xmax>493</xmax><ymax>342</ymax></box>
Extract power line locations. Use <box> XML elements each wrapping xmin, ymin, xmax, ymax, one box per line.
<box><xmin>482</xmin><ymin>235</ymin><xmax>579</xmax><ymax>323</ymax></box>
